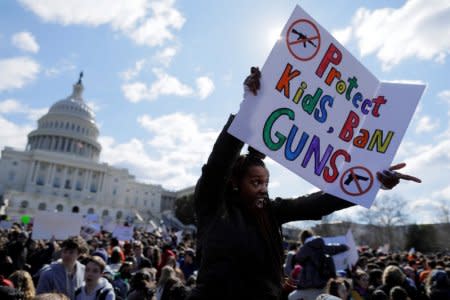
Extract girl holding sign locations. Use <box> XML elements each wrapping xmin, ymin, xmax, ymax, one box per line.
<box><xmin>187</xmin><ymin>68</ymin><xmax>420</xmax><ymax>300</ymax></box>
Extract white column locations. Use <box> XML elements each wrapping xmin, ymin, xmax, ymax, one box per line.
<box><xmin>31</xmin><ymin>161</ymin><xmax>40</xmax><ymax>183</ymax></box>
<box><xmin>61</xmin><ymin>166</ymin><xmax>68</xmax><ymax>189</ymax></box>
<box><xmin>84</xmin><ymin>170</ymin><xmax>92</xmax><ymax>191</ymax></box>
<box><xmin>98</xmin><ymin>173</ymin><xmax>105</xmax><ymax>192</ymax></box>
<box><xmin>26</xmin><ymin>161</ymin><xmax>36</xmax><ymax>183</ymax></box>
<box><xmin>50</xmin><ymin>137</ymin><xmax>55</xmax><ymax>150</ymax></box>
<box><xmin>45</xmin><ymin>163</ymin><xmax>53</xmax><ymax>185</ymax></box>
<box><xmin>48</xmin><ymin>164</ymin><xmax>56</xmax><ymax>186</ymax></box>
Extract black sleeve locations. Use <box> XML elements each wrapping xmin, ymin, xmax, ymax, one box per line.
<box><xmin>194</xmin><ymin>115</ymin><xmax>244</xmax><ymax>224</ymax></box>
<box><xmin>270</xmin><ymin>191</ymin><xmax>354</xmax><ymax>225</ymax></box>
<box><xmin>324</xmin><ymin>244</ymin><xmax>349</xmax><ymax>255</ymax></box>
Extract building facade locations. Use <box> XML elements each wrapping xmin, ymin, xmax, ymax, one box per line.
<box><xmin>0</xmin><ymin>76</ymin><xmax>182</xmax><ymax>222</ymax></box>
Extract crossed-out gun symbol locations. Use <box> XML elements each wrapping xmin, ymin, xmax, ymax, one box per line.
<box><xmin>291</xmin><ymin>28</ymin><xmax>317</xmax><ymax>48</ymax></box>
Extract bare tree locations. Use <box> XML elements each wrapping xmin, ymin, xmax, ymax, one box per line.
<box><xmin>438</xmin><ymin>201</ymin><xmax>450</xmax><ymax>223</ymax></box>
<box><xmin>359</xmin><ymin>194</ymin><xmax>409</xmax><ymax>249</ymax></box>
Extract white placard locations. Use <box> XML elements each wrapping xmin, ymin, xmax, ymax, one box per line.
<box><xmin>32</xmin><ymin>212</ymin><xmax>83</xmax><ymax>240</ymax></box>
<box><xmin>112</xmin><ymin>225</ymin><xmax>134</xmax><ymax>241</ymax></box>
<box><xmin>228</xmin><ymin>5</ymin><xmax>425</xmax><ymax>207</ymax></box>
<box><xmin>323</xmin><ymin>230</ymin><xmax>358</xmax><ymax>270</ymax></box>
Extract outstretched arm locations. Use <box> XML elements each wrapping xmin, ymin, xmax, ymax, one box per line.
<box><xmin>271</xmin><ymin>164</ymin><xmax>421</xmax><ymax>225</ymax></box>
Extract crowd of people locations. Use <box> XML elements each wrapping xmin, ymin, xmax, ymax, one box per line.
<box><xmin>0</xmin><ymin>222</ymin><xmax>449</xmax><ymax>300</ymax></box>
<box><xmin>0</xmin><ymin>67</ymin><xmax>445</xmax><ymax>300</ymax></box>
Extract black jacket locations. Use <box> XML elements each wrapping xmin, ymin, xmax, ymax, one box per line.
<box><xmin>188</xmin><ymin>116</ymin><xmax>353</xmax><ymax>300</ymax></box>
<box><xmin>296</xmin><ymin>237</ymin><xmax>348</xmax><ymax>289</ymax></box>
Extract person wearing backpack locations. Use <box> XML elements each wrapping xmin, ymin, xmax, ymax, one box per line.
<box><xmin>75</xmin><ymin>256</ymin><xmax>115</xmax><ymax>300</ymax></box>
<box><xmin>288</xmin><ymin>229</ymin><xmax>348</xmax><ymax>300</ymax></box>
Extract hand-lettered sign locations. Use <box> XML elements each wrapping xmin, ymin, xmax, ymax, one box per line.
<box><xmin>228</xmin><ymin>5</ymin><xmax>425</xmax><ymax>207</ymax></box>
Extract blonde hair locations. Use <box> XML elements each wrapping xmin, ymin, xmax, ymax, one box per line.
<box><xmin>382</xmin><ymin>265</ymin><xmax>406</xmax><ymax>287</ymax></box>
<box><xmin>158</xmin><ymin>265</ymin><xmax>176</xmax><ymax>286</ymax></box>
<box><xmin>9</xmin><ymin>270</ymin><xmax>36</xmax><ymax>300</ymax></box>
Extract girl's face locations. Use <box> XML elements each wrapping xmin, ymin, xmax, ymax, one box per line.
<box><xmin>85</xmin><ymin>262</ymin><xmax>102</xmax><ymax>285</ymax></box>
<box><xmin>238</xmin><ymin>166</ymin><xmax>269</xmax><ymax>207</ymax></box>
<box><xmin>337</xmin><ymin>283</ymin><xmax>349</xmax><ymax>299</ymax></box>
<box><xmin>356</xmin><ymin>275</ymin><xmax>369</xmax><ymax>289</ymax></box>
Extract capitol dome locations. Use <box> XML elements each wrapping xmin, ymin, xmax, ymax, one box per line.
<box><xmin>26</xmin><ymin>73</ymin><xmax>102</xmax><ymax>161</ymax></box>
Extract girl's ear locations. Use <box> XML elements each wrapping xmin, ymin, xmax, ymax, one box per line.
<box><xmin>230</xmin><ymin>178</ymin><xmax>239</xmax><ymax>191</ymax></box>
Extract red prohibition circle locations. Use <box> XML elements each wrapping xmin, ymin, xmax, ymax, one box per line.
<box><xmin>286</xmin><ymin>18</ymin><xmax>321</xmax><ymax>61</ymax></box>
<box><xmin>339</xmin><ymin>166</ymin><xmax>374</xmax><ymax>196</ymax></box>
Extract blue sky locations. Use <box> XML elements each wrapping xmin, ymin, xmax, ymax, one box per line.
<box><xmin>0</xmin><ymin>0</ymin><xmax>449</xmax><ymax>224</ymax></box>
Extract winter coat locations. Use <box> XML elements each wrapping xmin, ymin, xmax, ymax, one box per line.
<box><xmin>36</xmin><ymin>260</ymin><xmax>85</xmax><ymax>299</ymax></box>
<box><xmin>187</xmin><ymin>115</ymin><xmax>354</xmax><ymax>300</ymax></box>
<box><xmin>296</xmin><ymin>237</ymin><xmax>348</xmax><ymax>289</ymax></box>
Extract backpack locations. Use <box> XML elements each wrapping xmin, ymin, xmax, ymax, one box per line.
<box><xmin>75</xmin><ymin>286</ymin><xmax>113</xmax><ymax>300</ymax></box>
<box><xmin>318</xmin><ymin>253</ymin><xmax>336</xmax><ymax>280</ymax></box>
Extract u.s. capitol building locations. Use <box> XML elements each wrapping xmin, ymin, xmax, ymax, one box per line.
<box><xmin>0</xmin><ymin>76</ymin><xmax>190</xmax><ymax>222</ymax></box>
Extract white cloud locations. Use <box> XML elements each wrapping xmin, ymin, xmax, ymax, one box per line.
<box><xmin>0</xmin><ymin>99</ymin><xmax>48</xmax><ymax>121</ymax></box>
<box><xmin>196</xmin><ymin>76</ymin><xmax>215</xmax><ymax>99</ymax></box>
<box><xmin>415</xmin><ymin>115</ymin><xmax>439</xmax><ymax>134</ymax></box>
<box><xmin>121</xmin><ymin>82</ymin><xmax>150</xmax><ymax>103</ymax></box>
<box><xmin>331</xmin><ymin>26</ymin><xmax>352</xmax><ymax>46</ymax></box>
<box><xmin>86</xmin><ymin>100</ymin><xmax>101</xmax><ymax>113</ymax></box>
<box><xmin>99</xmin><ymin>112</ymin><xmax>218</xmax><ymax>189</ymax></box>
<box><xmin>0</xmin><ymin>57</ymin><xmax>40</xmax><ymax>91</ymax></box>
<box><xmin>438</xmin><ymin>89</ymin><xmax>450</xmax><ymax>103</ymax></box>
<box><xmin>19</xmin><ymin>0</ymin><xmax>185</xmax><ymax>48</ymax></box>
<box><xmin>343</xmin><ymin>0</ymin><xmax>450</xmax><ymax>69</ymax></box>
<box><xmin>152</xmin><ymin>47</ymin><xmax>177</xmax><ymax>66</ymax></box>
<box><xmin>0</xmin><ymin>116</ymin><xmax>33</xmax><ymax>150</ymax></box>
<box><xmin>45</xmin><ymin>60</ymin><xmax>76</xmax><ymax>77</ymax></box>
<box><xmin>121</xmin><ymin>69</ymin><xmax>193</xmax><ymax>102</ymax></box>
<box><xmin>120</xmin><ymin>59</ymin><xmax>146</xmax><ymax>81</ymax></box>
<box><xmin>11</xmin><ymin>31</ymin><xmax>40</xmax><ymax>53</ymax></box>
<box><xmin>122</xmin><ymin>68</ymin><xmax>215</xmax><ymax>102</ymax></box>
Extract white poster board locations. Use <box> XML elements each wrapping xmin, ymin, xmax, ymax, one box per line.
<box><xmin>323</xmin><ymin>230</ymin><xmax>358</xmax><ymax>270</ymax></box>
<box><xmin>32</xmin><ymin>212</ymin><xmax>83</xmax><ymax>240</ymax></box>
<box><xmin>112</xmin><ymin>225</ymin><xmax>134</xmax><ymax>241</ymax></box>
<box><xmin>228</xmin><ymin>5</ymin><xmax>425</xmax><ymax>207</ymax></box>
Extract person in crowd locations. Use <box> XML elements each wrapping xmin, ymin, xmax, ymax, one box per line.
<box><xmin>425</xmin><ymin>269</ymin><xmax>450</xmax><ymax>300</ymax></box>
<box><xmin>156</xmin><ymin>265</ymin><xmax>188</xmax><ymax>300</ymax></box>
<box><xmin>33</xmin><ymin>293</ymin><xmax>70</xmax><ymax>300</ymax></box>
<box><xmin>351</xmin><ymin>269</ymin><xmax>370</xmax><ymax>300</ymax></box>
<box><xmin>74</xmin><ymin>256</ymin><xmax>115</xmax><ymax>300</ymax></box>
<box><xmin>9</xmin><ymin>270</ymin><xmax>36</xmax><ymax>300</ymax></box>
<box><xmin>180</xmin><ymin>248</ymin><xmax>196</xmax><ymax>282</ymax></box>
<box><xmin>389</xmin><ymin>286</ymin><xmax>409</xmax><ymax>300</ymax></box>
<box><xmin>325</xmin><ymin>277</ymin><xmax>352</xmax><ymax>299</ymax></box>
<box><xmin>187</xmin><ymin>67</ymin><xmax>421</xmax><ymax>300</ymax></box>
<box><xmin>289</xmin><ymin>229</ymin><xmax>349</xmax><ymax>300</ymax></box>
<box><xmin>131</xmin><ymin>240</ymin><xmax>152</xmax><ymax>271</ymax></box>
<box><xmin>283</xmin><ymin>243</ymin><xmax>299</xmax><ymax>278</ymax></box>
<box><xmin>110</xmin><ymin>262</ymin><xmax>131</xmax><ymax>299</ymax></box>
<box><xmin>126</xmin><ymin>269</ymin><xmax>155</xmax><ymax>300</ymax></box>
<box><xmin>107</xmin><ymin>249</ymin><xmax>122</xmax><ymax>274</ymax></box>
<box><xmin>7</xmin><ymin>230</ymin><xmax>29</xmax><ymax>271</ymax></box>
<box><xmin>36</xmin><ymin>236</ymin><xmax>88</xmax><ymax>299</ymax></box>
<box><xmin>376</xmin><ymin>265</ymin><xmax>417</xmax><ymax>299</ymax></box>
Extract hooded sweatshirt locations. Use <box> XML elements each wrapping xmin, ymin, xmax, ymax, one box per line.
<box><xmin>74</xmin><ymin>277</ymin><xmax>115</xmax><ymax>300</ymax></box>
<box><xmin>36</xmin><ymin>260</ymin><xmax>85</xmax><ymax>299</ymax></box>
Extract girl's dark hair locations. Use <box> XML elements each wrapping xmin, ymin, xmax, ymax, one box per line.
<box><xmin>230</xmin><ymin>146</ymin><xmax>266</xmax><ymax>188</ymax></box>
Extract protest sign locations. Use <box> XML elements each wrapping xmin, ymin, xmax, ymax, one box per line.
<box><xmin>0</xmin><ymin>220</ymin><xmax>13</xmax><ymax>230</ymax></box>
<box><xmin>80</xmin><ymin>223</ymin><xmax>101</xmax><ymax>241</ymax></box>
<box><xmin>112</xmin><ymin>225</ymin><xmax>134</xmax><ymax>241</ymax></box>
<box><xmin>228</xmin><ymin>5</ymin><xmax>425</xmax><ymax>207</ymax></box>
<box><xmin>323</xmin><ymin>230</ymin><xmax>358</xmax><ymax>270</ymax></box>
<box><xmin>32</xmin><ymin>211</ymin><xmax>83</xmax><ymax>240</ymax></box>
<box><xmin>102</xmin><ymin>216</ymin><xmax>115</xmax><ymax>233</ymax></box>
